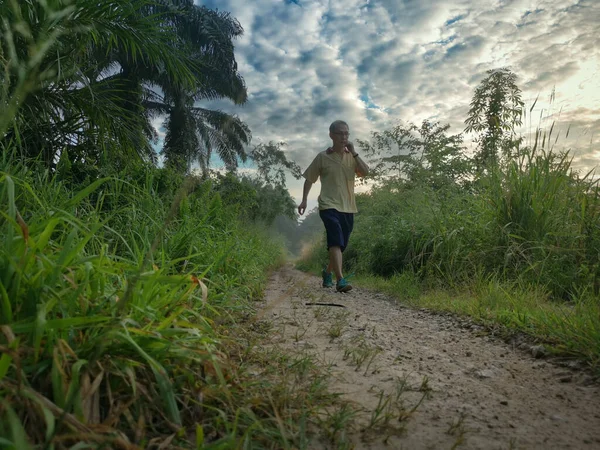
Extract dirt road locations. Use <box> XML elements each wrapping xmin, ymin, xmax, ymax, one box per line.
<box><xmin>257</xmin><ymin>265</ymin><xmax>600</xmax><ymax>449</ymax></box>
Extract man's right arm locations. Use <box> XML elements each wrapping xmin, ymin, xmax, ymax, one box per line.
<box><xmin>298</xmin><ymin>179</ymin><xmax>313</xmax><ymax>215</ymax></box>
<box><xmin>298</xmin><ymin>153</ymin><xmax>321</xmax><ymax>215</ymax></box>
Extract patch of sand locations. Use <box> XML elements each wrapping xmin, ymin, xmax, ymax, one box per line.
<box><xmin>257</xmin><ymin>265</ymin><xmax>600</xmax><ymax>449</ymax></box>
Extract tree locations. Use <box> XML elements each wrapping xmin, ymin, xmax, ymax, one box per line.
<box><xmin>0</xmin><ymin>0</ymin><xmax>250</xmax><ymax>174</ymax></box>
<box><xmin>1</xmin><ymin>0</ymin><xmax>195</xmax><ymax>166</ymax></box>
<box><xmin>145</xmin><ymin>3</ymin><xmax>251</xmax><ymax>174</ymax></box>
<box><xmin>464</xmin><ymin>68</ymin><xmax>524</xmax><ymax>170</ymax></box>
<box><xmin>244</xmin><ymin>141</ymin><xmax>302</xmax><ymax>222</ymax></box>
<box><xmin>212</xmin><ymin>172</ymin><xmax>297</xmax><ymax>225</ymax></box>
<box><xmin>358</xmin><ymin>121</ymin><xmax>473</xmax><ymax>189</ymax></box>
<box><xmin>248</xmin><ymin>142</ymin><xmax>302</xmax><ymax>186</ymax></box>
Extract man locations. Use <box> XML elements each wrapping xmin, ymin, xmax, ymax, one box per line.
<box><xmin>298</xmin><ymin>120</ymin><xmax>369</xmax><ymax>293</ymax></box>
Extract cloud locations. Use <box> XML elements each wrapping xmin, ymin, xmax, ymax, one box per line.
<box><xmin>193</xmin><ymin>0</ymin><xmax>600</xmax><ymax>206</ymax></box>
<box><xmin>525</xmin><ymin>61</ymin><xmax>580</xmax><ymax>91</ymax></box>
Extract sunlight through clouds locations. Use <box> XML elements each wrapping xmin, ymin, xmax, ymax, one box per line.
<box><xmin>196</xmin><ymin>0</ymin><xmax>600</xmax><ymax>209</ymax></box>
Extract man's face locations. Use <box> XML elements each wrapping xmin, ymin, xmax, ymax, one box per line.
<box><xmin>330</xmin><ymin>125</ymin><xmax>350</xmax><ymax>145</ymax></box>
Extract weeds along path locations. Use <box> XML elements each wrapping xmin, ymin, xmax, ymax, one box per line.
<box><xmin>258</xmin><ymin>265</ymin><xmax>600</xmax><ymax>449</ymax></box>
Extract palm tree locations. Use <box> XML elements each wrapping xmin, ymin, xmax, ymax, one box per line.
<box><xmin>145</xmin><ymin>2</ymin><xmax>251</xmax><ymax>174</ymax></box>
<box><xmin>160</xmin><ymin>98</ymin><xmax>250</xmax><ymax>174</ymax></box>
<box><xmin>1</xmin><ymin>0</ymin><xmax>250</xmax><ymax>173</ymax></box>
<box><xmin>93</xmin><ymin>0</ymin><xmax>252</xmax><ymax>174</ymax></box>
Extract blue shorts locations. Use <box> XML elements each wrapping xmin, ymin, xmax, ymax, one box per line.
<box><xmin>319</xmin><ymin>209</ymin><xmax>354</xmax><ymax>252</ymax></box>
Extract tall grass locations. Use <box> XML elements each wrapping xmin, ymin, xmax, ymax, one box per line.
<box><xmin>483</xmin><ymin>149</ymin><xmax>600</xmax><ymax>295</ymax></box>
<box><xmin>0</xmin><ymin>1</ymin><xmax>348</xmax><ymax>446</ymax></box>
<box><xmin>299</xmin><ymin>146</ymin><xmax>600</xmax><ymax>367</ymax></box>
<box><xmin>335</xmin><ymin>147</ymin><xmax>600</xmax><ymax>298</ymax></box>
<box><xmin>1</xmin><ymin>155</ymin><xmax>342</xmax><ymax>447</ymax></box>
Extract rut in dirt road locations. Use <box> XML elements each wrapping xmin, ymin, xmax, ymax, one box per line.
<box><xmin>259</xmin><ymin>266</ymin><xmax>600</xmax><ymax>450</ymax></box>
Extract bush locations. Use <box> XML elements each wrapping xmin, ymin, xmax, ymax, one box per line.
<box><xmin>0</xmin><ymin>160</ymin><xmax>287</xmax><ymax>447</ymax></box>
<box><xmin>301</xmin><ymin>149</ymin><xmax>600</xmax><ymax>300</ymax></box>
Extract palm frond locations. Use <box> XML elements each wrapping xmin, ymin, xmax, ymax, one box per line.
<box><xmin>193</xmin><ymin>108</ymin><xmax>250</xmax><ymax>171</ymax></box>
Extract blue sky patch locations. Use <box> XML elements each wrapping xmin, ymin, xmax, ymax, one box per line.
<box><xmin>435</xmin><ymin>35</ymin><xmax>457</xmax><ymax>46</ymax></box>
<box><xmin>522</xmin><ymin>8</ymin><xmax>544</xmax><ymax>18</ymax></box>
<box><xmin>445</xmin><ymin>15</ymin><xmax>465</xmax><ymax>26</ymax></box>
<box><xmin>360</xmin><ymin>89</ymin><xmax>380</xmax><ymax>110</ymax></box>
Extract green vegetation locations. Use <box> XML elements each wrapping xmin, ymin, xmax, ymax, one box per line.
<box><xmin>1</xmin><ymin>0</ymin><xmax>249</xmax><ymax>175</ymax></box>
<box><xmin>300</xmin><ymin>69</ymin><xmax>600</xmax><ymax>370</ymax></box>
<box><xmin>0</xmin><ymin>158</ymin><xmax>289</xmax><ymax>447</ymax></box>
<box><xmin>2</xmin><ymin>0</ymin><xmax>598</xmax><ymax>445</ymax></box>
<box><xmin>0</xmin><ymin>1</ymin><xmax>338</xmax><ymax>448</ymax></box>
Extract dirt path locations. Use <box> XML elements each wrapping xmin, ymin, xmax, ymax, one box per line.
<box><xmin>257</xmin><ymin>265</ymin><xmax>600</xmax><ymax>449</ymax></box>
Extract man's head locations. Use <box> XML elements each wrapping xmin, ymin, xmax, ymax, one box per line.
<box><xmin>329</xmin><ymin>120</ymin><xmax>349</xmax><ymax>146</ymax></box>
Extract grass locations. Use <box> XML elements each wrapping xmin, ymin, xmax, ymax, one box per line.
<box><xmin>354</xmin><ymin>272</ymin><xmax>600</xmax><ymax>370</ymax></box>
<box><xmin>361</xmin><ymin>375</ymin><xmax>430</xmax><ymax>443</ymax></box>
<box><xmin>342</xmin><ymin>335</ymin><xmax>382</xmax><ymax>375</ymax></box>
<box><xmin>327</xmin><ymin>311</ymin><xmax>350</xmax><ymax>341</ymax></box>
<box><xmin>317</xmin><ymin>403</ymin><xmax>356</xmax><ymax>448</ymax></box>
<box><xmin>0</xmin><ymin>163</ymin><xmax>356</xmax><ymax>448</ymax></box>
<box><xmin>446</xmin><ymin>413</ymin><xmax>468</xmax><ymax>449</ymax></box>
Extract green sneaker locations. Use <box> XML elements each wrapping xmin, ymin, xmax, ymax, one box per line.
<box><xmin>336</xmin><ymin>277</ymin><xmax>352</xmax><ymax>293</ymax></box>
<box><xmin>322</xmin><ymin>269</ymin><xmax>334</xmax><ymax>288</ymax></box>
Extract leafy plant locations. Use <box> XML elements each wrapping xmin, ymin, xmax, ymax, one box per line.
<box><xmin>0</xmin><ymin>0</ymin><xmax>250</xmax><ymax>174</ymax></box>
<box><xmin>357</xmin><ymin>120</ymin><xmax>473</xmax><ymax>188</ymax></box>
<box><xmin>465</xmin><ymin>68</ymin><xmax>525</xmax><ymax>169</ymax></box>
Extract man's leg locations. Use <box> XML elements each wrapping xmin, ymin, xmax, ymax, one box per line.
<box><xmin>320</xmin><ymin>209</ymin><xmax>341</xmax><ymax>278</ymax></box>
<box><xmin>330</xmin><ymin>213</ymin><xmax>353</xmax><ymax>278</ymax></box>
<box><xmin>320</xmin><ymin>209</ymin><xmax>352</xmax><ymax>291</ymax></box>
<box><xmin>332</xmin><ymin>212</ymin><xmax>354</xmax><ymax>292</ymax></box>
<box><xmin>327</xmin><ymin>246</ymin><xmax>343</xmax><ymax>281</ymax></box>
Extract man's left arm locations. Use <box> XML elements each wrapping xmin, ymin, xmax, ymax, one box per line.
<box><xmin>346</xmin><ymin>142</ymin><xmax>369</xmax><ymax>177</ymax></box>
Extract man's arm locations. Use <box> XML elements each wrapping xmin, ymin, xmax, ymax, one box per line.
<box><xmin>354</xmin><ymin>155</ymin><xmax>369</xmax><ymax>177</ymax></box>
<box><xmin>346</xmin><ymin>143</ymin><xmax>369</xmax><ymax>177</ymax></box>
<box><xmin>297</xmin><ymin>179</ymin><xmax>313</xmax><ymax>215</ymax></box>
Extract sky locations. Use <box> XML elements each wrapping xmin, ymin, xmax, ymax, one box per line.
<box><xmin>187</xmin><ymin>0</ymin><xmax>600</xmax><ymax>213</ymax></box>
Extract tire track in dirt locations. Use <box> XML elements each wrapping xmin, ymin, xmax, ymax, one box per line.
<box><xmin>259</xmin><ymin>265</ymin><xmax>600</xmax><ymax>449</ymax></box>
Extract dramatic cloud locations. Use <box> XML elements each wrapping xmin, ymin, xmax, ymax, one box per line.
<box><xmin>195</xmin><ymin>0</ymin><xmax>600</xmax><ymax>210</ymax></box>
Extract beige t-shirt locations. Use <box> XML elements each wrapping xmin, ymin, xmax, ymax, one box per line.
<box><xmin>303</xmin><ymin>148</ymin><xmax>359</xmax><ymax>213</ymax></box>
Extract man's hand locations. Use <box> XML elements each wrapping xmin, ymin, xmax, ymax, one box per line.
<box><xmin>347</xmin><ymin>141</ymin><xmax>369</xmax><ymax>177</ymax></box>
<box><xmin>298</xmin><ymin>200</ymin><xmax>307</xmax><ymax>215</ymax></box>
<box><xmin>346</xmin><ymin>141</ymin><xmax>357</xmax><ymax>156</ymax></box>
